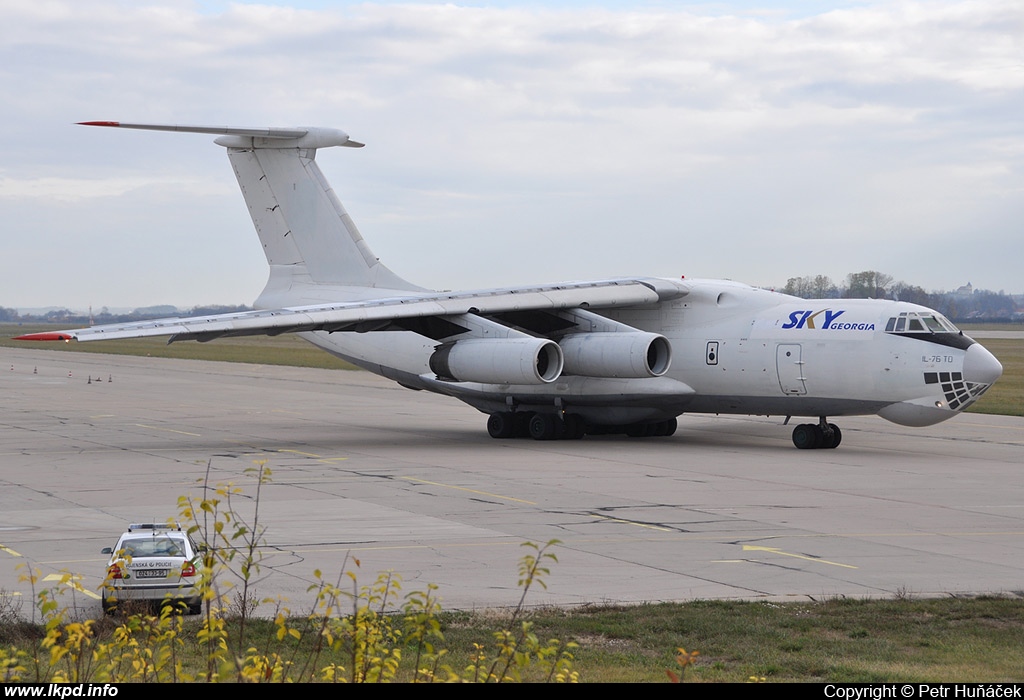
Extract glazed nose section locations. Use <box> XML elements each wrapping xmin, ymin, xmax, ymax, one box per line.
<box><xmin>964</xmin><ymin>343</ymin><xmax>1002</xmax><ymax>385</ymax></box>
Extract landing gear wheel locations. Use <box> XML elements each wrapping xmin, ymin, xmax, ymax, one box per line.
<box><xmin>487</xmin><ymin>412</ymin><xmax>518</xmax><ymax>438</ymax></box>
<box><xmin>625</xmin><ymin>419</ymin><xmax>678</xmax><ymax>438</ymax></box>
<box><xmin>528</xmin><ymin>413</ymin><xmax>559</xmax><ymax>440</ymax></box>
<box><xmin>793</xmin><ymin>422</ymin><xmax>842</xmax><ymax>449</ymax></box>
<box><xmin>625</xmin><ymin>423</ymin><xmax>648</xmax><ymax>438</ymax></box>
<box><xmin>792</xmin><ymin>423</ymin><xmax>817</xmax><ymax>449</ymax></box>
<box><xmin>824</xmin><ymin>423</ymin><xmax>842</xmax><ymax>449</ymax></box>
<box><xmin>562</xmin><ymin>413</ymin><xmax>587</xmax><ymax>440</ymax></box>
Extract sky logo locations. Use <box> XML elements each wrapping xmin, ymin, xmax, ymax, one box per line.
<box><xmin>782</xmin><ymin>309</ymin><xmax>846</xmax><ymax>329</ymax></box>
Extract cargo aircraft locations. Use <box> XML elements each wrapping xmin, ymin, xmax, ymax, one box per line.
<box><xmin>18</xmin><ymin>122</ymin><xmax>1004</xmax><ymax>449</ymax></box>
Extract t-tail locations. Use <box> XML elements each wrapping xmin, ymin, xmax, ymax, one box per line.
<box><xmin>78</xmin><ymin>122</ymin><xmax>423</xmax><ymax>306</ymax></box>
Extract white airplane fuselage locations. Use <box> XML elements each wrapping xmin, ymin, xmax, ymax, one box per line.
<box><xmin>296</xmin><ymin>278</ymin><xmax>1002</xmax><ymax>433</ymax></box>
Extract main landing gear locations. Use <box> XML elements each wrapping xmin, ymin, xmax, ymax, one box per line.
<box><xmin>486</xmin><ymin>412</ymin><xmax>677</xmax><ymax>441</ymax></box>
<box><xmin>791</xmin><ymin>418</ymin><xmax>842</xmax><ymax>449</ymax></box>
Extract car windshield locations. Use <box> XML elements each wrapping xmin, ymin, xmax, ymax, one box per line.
<box><xmin>118</xmin><ymin>537</ymin><xmax>186</xmax><ymax>558</ymax></box>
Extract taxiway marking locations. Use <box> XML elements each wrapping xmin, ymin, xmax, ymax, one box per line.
<box><xmin>136</xmin><ymin>424</ymin><xmax>201</xmax><ymax>437</ymax></box>
<box><xmin>277</xmin><ymin>449</ymin><xmax>349</xmax><ymax>463</ymax></box>
<box><xmin>0</xmin><ymin>545</ymin><xmax>22</xmax><ymax>558</ymax></box>
<box><xmin>588</xmin><ymin>514</ymin><xmax>673</xmax><ymax>532</ymax></box>
<box><xmin>742</xmin><ymin>545</ymin><xmax>857</xmax><ymax>569</ymax></box>
<box><xmin>42</xmin><ymin>573</ymin><xmax>101</xmax><ymax>600</ymax></box>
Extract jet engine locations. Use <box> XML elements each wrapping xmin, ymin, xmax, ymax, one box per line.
<box><xmin>559</xmin><ymin>332</ymin><xmax>671</xmax><ymax>378</ymax></box>
<box><xmin>429</xmin><ymin>338</ymin><xmax>564</xmax><ymax>385</ymax></box>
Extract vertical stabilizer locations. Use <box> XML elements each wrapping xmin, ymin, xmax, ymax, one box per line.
<box><xmin>227</xmin><ymin>145</ymin><xmax>419</xmax><ymax>293</ymax></box>
<box><xmin>78</xmin><ymin>122</ymin><xmax>421</xmax><ymax>299</ymax></box>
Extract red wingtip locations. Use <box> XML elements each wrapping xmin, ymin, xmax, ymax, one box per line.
<box><xmin>77</xmin><ymin>121</ymin><xmax>120</xmax><ymax>127</ymax></box>
<box><xmin>14</xmin><ymin>332</ymin><xmax>73</xmax><ymax>342</ymax></box>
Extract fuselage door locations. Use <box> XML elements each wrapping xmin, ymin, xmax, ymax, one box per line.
<box><xmin>776</xmin><ymin>344</ymin><xmax>806</xmax><ymax>395</ymax></box>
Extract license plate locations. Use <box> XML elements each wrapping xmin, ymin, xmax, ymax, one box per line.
<box><xmin>135</xmin><ymin>569</ymin><xmax>169</xmax><ymax>579</ymax></box>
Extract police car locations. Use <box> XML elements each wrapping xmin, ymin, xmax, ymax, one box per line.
<box><xmin>101</xmin><ymin>523</ymin><xmax>203</xmax><ymax>614</ymax></box>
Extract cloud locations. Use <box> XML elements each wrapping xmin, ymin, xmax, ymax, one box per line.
<box><xmin>1</xmin><ymin>0</ymin><xmax>1021</xmax><ymax>307</ymax></box>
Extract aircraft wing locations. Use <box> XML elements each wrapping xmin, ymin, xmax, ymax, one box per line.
<box><xmin>15</xmin><ymin>278</ymin><xmax>687</xmax><ymax>344</ymax></box>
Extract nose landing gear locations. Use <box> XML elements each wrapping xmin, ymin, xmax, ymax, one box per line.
<box><xmin>792</xmin><ymin>418</ymin><xmax>842</xmax><ymax>449</ymax></box>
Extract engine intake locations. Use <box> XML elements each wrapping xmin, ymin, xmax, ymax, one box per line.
<box><xmin>559</xmin><ymin>332</ymin><xmax>671</xmax><ymax>378</ymax></box>
<box><xmin>430</xmin><ymin>338</ymin><xmax>564</xmax><ymax>385</ymax></box>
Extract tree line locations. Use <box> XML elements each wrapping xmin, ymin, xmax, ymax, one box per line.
<box><xmin>3</xmin><ymin>273</ymin><xmax>1021</xmax><ymax>324</ymax></box>
<box><xmin>777</xmin><ymin>271</ymin><xmax>1020</xmax><ymax>321</ymax></box>
<box><xmin>0</xmin><ymin>304</ymin><xmax>252</xmax><ymax>325</ymax></box>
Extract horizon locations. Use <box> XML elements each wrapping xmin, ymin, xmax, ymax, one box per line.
<box><xmin>8</xmin><ymin>277</ymin><xmax>1024</xmax><ymax>319</ymax></box>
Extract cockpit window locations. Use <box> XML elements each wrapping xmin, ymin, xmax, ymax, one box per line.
<box><xmin>885</xmin><ymin>312</ymin><xmax>959</xmax><ymax>335</ymax></box>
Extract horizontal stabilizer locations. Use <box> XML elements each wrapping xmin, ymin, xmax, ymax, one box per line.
<box><xmin>77</xmin><ymin>121</ymin><xmax>364</xmax><ymax>148</ymax></box>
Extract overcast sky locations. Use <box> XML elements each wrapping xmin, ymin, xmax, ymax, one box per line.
<box><xmin>1</xmin><ymin>0</ymin><xmax>1021</xmax><ymax>310</ymax></box>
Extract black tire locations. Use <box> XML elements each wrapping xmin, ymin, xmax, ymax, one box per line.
<box><xmin>563</xmin><ymin>413</ymin><xmax>586</xmax><ymax>440</ymax></box>
<box><xmin>512</xmin><ymin>412</ymin><xmax>531</xmax><ymax>437</ymax></box>
<box><xmin>487</xmin><ymin>412</ymin><xmax>517</xmax><ymax>438</ymax></box>
<box><xmin>625</xmin><ymin>423</ymin><xmax>647</xmax><ymax>438</ymax></box>
<box><xmin>792</xmin><ymin>423</ymin><xmax>817</xmax><ymax>449</ymax></box>
<box><xmin>663</xmin><ymin>417</ymin><xmax>678</xmax><ymax>437</ymax></box>
<box><xmin>528</xmin><ymin>413</ymin><xmax>557</xmax><ymax>440</ymax></box>
<box><xmin>826</xmin><ymin>423</ymin><xmax>842</xmax><ymax>449</ymax></box>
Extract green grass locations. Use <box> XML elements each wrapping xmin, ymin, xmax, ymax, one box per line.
<box><xmin>965</xmin><ymin>338</ymin><xmax>1024</xmax><ymax>416</ymax></box>
<box><xmin>4</xmin><ymin>597</ymin><xmax>1022</xmax><ymax>682</ymax></box>
<box><xmin>520</xmin><ymin>597</ymin><xmax>1024</xmax><ymax>682</ymax></box>
<box><xmin>0</xmin><ymin>323</ymin><xmax>358</xmax><ymax>370</ymax></box>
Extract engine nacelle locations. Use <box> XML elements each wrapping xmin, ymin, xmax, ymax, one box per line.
<box><xmin>559</xmin><ymin>332</ymin><xmax>672</xmax><ymax>378</ymax></box>
<box><xmin>429</xmin><ymin>338</ymin><xmax>564</xmax><ymax>385</ymax></box>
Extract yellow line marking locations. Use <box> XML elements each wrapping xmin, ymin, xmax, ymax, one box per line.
<box><xmin>279</xmin><ymin>449</ymin><xmax>323</xmax><ymax>458</ymax></box>
<box><xmin>42</xmin><ymin>574</ymin><xmax>101</xmax><ymax>600</ymax></box>
<box><xmin>399</xmin><ymin>477</ymin><xmax>536</xmax><ymax>504</ymax></box>
<box><xmin>588</xmin><ymin>514</ymin><xmax>673</xmax><ymax>532</ymax></box>
<box><xmin>136</xmin><ymin>424</ymin><xmax>201</xmax><ymax>437</ymax></box>
<box><xmin>0</xmin><ymin>545</ymin><xmax>22</xmax><ymax>557</ymax></box>
<box><xmin>770</xmin><ymin>531</ymin><xmax>1024</xmax><ymax>539</ymax></box>
<box><xmin>742</xmin><ymin>545</ymin><xmax>857</xmax><ymax>569</ymax></box>
<box><xmin>219</xmin><ymin>445</ymin><xmax>349</xmax><ymax>464</ymax></box>
<box><xmin>277</xmin><ymin>449</ymin><xmax>348</xmax><ymax>463</ymax></box>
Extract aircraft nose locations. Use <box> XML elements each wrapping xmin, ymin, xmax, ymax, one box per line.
<box><xmin>963</xmin><ymin>343</ymin><xmax>1002</xmax><ymax>385</ymax></box>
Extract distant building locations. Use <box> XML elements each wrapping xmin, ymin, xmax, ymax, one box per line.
<box><xmin>954</xmin><ymin>282</ymin><xmax>973</xmax><ymax>297</ymax></box>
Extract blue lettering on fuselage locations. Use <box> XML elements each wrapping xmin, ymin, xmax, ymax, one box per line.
<box><xmin>781</xmin><ymin>309</ymin><xmax>874</xmax><ymax>331</ymax></box>
<box><xmin>782</xmin><ymin>311</ymin><xmax>808</xmax><ymax>329</ymax></box>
